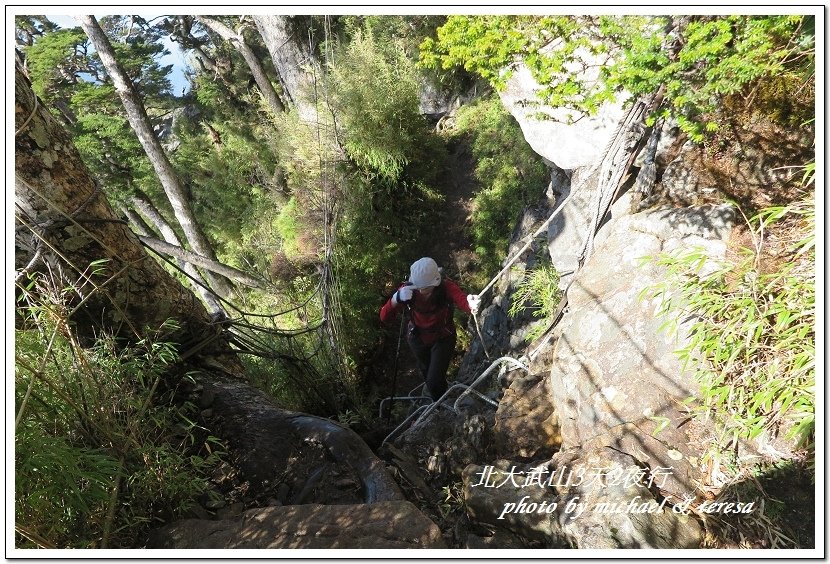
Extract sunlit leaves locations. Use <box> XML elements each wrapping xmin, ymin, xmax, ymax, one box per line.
<box><xmin>645</xmin><ymin>194</ymin><xmax>815</xmax><ymax>458</ymax></box>
<box><xmin>507</xmin><ymin>263</ymin><xmax>563</xmax><ymax>342</ymax></box>
<box><xmin>451</xmin><ymin>96</ymin><xmax>548</xmax><ymax>275</ymax></box>
<box><xmin>421</xmin><ymin>15</ymin><xmax>813</xmax><ymax>140</ymax></box>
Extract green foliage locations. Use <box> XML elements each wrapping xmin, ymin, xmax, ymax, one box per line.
<box><xmin>15</xmin><ymin>15</ymin><xmax>59</xmax><ymax>47</ymax></box>
<box><xmin>332</xmin><ymin>171</ymin><xmax>445</xmax><ymax>358</ymax></box>
<box><xmin>174</xmin><ymin>121</ymin><xmax>279</xmax><ymax>259</ymax></box>
<box><xmin>15</xmin><ymin>304</ymin><xmax>225</xmax><ymax>548</ymax></box>
<box><xmin>21</xmin><ymin>16</ymin><xmax>175</xmax><ymax>207</ymax></box>
<box><xmin>420</xmin><ymin>16</ymin><xmax>537</xmax><ymax>88</ymax></box>
<box><xmin>23</xmin><ymin>27</ymin><xmax>88</xmax><ymax>99</ymax></box>
<box><xmin>329</xmin><ymin>29</ymin><xmax>438</xmax><ymax>183</ymax></box>
<box><xmin>507</xmin><ymin>263</ymin><xmax>563</xmax><ymax>342</ymax></box>
<box><xmin>422</xmin><ymin>15</ymin><xmax>814</xmax><ymax>140</ymax></box>
<box><xmin>421</xmin><ymin>15</ymin><xmax>620</xmax><ymax>120</ymax></box>
<box><xmin>437</xmin><ymin>481</ymin><xmax>466</xmax><ymax>519</ymax></box>
<box><xmin>341</xmin><ymin>15</ymin><xmax>447</xmax><ymax>59</ymax></box>
<box><xmin>275</xmin><ymin>196</ymin><xmax>300</xmax><ymax>251</ymax></box>
<box><xmin>238</xmin><ymin>325</ymin><xmax>344</xmax><ymax>415</ymax></box>
<box><xmin>308</xmin><ymin>25</ymin><xmax>450</xmax><ymax>363</ymax></box>
<box><xmin>644</xmin><ymin>192</ymin><xmax>815</xmax><ymax>460</ymax></box>
<box><xmin>449</xmin><ymin>96</ymin><xmax>548</xmax><ymax>275</ymax></box>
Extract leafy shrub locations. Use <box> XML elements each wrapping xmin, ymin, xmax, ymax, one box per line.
<box><xmin>15</xmin><ymin>313</ymin><xmax>225</xmax><ymax>548</ymax></box>
<box><xmin>321</xmin><ymin>27</ymin><xmax>450</xmax><ymax>367</ymax></box>
<box><xmin>507</xmin><ymin>263</ymin><xmax>563</xmax><ymax>342</ymax></box>
<box><xmin>422</xmin><ymin>15</ymin><xmax>814</xmax><ymax>141</ymax></box>
<box><xmin>329</xmin><ymin>29</ymin><xmax>433</xmax><ymax>183</ymax></box>
<box><xmin>645</xmin><ymin>194</ymin><xmax>815</xmax><ymax>460</ymax></box>
<box><xmin>449</xmin><ymin>96</ymin><xmax>548</xmax><ymax>276</ymax></box>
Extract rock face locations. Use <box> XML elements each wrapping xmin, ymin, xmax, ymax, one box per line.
<box><xmin>419</xmin><ymin>78</ymin><xmax>477</xmax><ymax>119</ymax></box>
<box><xmin>461</xmin><ymin>448</ymin><xmax>703</xmax><ymax>549</ymax></box>
<box><xmin>499</xmin><ymin>63</ymin><xmax>627</xmax><ymax>170</ymax></box>
<box><xmin>455</xmin><ymin>199</ymin><xmax>734</xmax><ymax>548</ymax></box>
<box><xmin>545</xmin><ymin>165</ymin><xmax>597</xmax><ymax>284</ymax></box>
<box><xmin>549</xmin><ymin>447</ymin><xmax>703</xmax><ymax>549</ymax></box>
<box><xmin>147</xmin><ymin>501</ymin><xmax>446</xmax><ymax>549</ymax></box>
<box><xmin>493</xmin><ymin>370</ymin><xmax>561</xmax><ymax>459</ymax></box>
<box><xmin>548</xmin><ymin>203</ymin><xmax>736</xmax><ymax>500</ymax></box>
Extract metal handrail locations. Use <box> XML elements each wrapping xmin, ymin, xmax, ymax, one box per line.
<box><xmin>452</xmin><ymin>356</ymin><xmax>528</xmax><ymax>413</ymax></box>
<box><xmin>380</xmin><ymin>356</ymin><xmax>529</xmax><ymax>447</ymax></box>
<box><xmin>378</xmin><ymin>395</ymin><xmax>432</xmax><ymax>419</ymax></box>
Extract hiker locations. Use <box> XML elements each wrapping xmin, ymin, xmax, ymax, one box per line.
<box><xmin>380</xmin><ymin>257</ymin><xmax>481</xmax><ymax>401</ymax></box>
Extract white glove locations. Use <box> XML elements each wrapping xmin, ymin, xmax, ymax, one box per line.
<box><xmin>394</xmin><ymin>285</ymin><xmax>414</xmax><ymax>305</ymax></box>
<box><xmin>467</xmin><ymin>294</ymin><xmax>481</xmax><ymax>315</ymax></box>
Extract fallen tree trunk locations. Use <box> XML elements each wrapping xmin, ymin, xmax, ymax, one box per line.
<box><xmin>138</xmin><ymin>235</ymin><xmax>266</xmax><ymax>289</ymax></box>
<box><xmin>196</xmin><ymin>372</ymin><xmax>404</xmax><ymax>504</ymax></box>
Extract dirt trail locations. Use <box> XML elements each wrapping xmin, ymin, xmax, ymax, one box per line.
<box><xmin>371</xmin><ymin>136</ymin><xmax>480</xmax><ymax>431</ymax></box>
<box><xmin>424</xmin><ymin>139</ymin><xmax>477</xmax><ymax>282</ymax></box>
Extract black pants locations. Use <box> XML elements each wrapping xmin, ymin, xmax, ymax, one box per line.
<box><xmin>407</xmin><ymin>331</ymin><xmax>455</xmax><ymax>401</ymax></box>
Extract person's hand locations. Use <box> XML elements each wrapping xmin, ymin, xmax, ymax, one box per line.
<box><xmin>467</xmin><ymin>294</ymin><xmax>481</xmax><ymax>315</ymax></box>
<box><xmin>394</xmin><ymin>285</ymin><xmax>414</xmax><ymax>305</ymax></box>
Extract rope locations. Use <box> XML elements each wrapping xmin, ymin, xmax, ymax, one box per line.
<box><xmin>15</xmin><ymin>86</ymin><xmax>341</xmax><ymax>388</ymax></box>
<box><xmin>17</xmin><ymin>177</ymin><xmax>328</xmax><ymax>364</ymax></box>
<box><xmin>474</xmin><ymin>105</ymin><xmax>635</xmax><ymax>303</ymax></box>
<box><xmin>15</xmin><ymin>93</ymin><xmax>38</xmax><ymax>136</ymax></box>
<box><xmin>579</xmin><ymin>98</ymin><xmax>649</xmax><ymax>264</ymax></box>
<box><xmin>471</xmin><ymin>311</ymin><xmax>491</xmax><ymax>361</ymax></box>
<box><xmin>16</xmin><ymin>176</ymin><xmax>118</xmax><ymax>258</ymax></box>
<box><xmin>15</xmin><ymin>206</ymin><xmax>141</xmax><ymax>339</ymax></box>
<box><xmin>475</xmin><ymin>187</ymin><xmax>577</xmax><ymax>300</ymax></box>
<box><xmin>466</xmin><ymin>95</ymin><xmax>655</xmax><ymax>365</ymax></box>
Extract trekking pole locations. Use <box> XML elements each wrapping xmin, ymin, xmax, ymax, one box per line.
<box><xmin>385</xmin><ymin>305</ymin><xmax>407</xmax><ymax>423</ymax></box>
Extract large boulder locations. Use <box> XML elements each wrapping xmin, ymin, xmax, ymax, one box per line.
<box><xmin>194</xmin><ymin>372</ymin><xmax>404</xmax><ymax>505</ymax></box>
<box><xmin>498</xmin><ymin>62</ymin><xmax>627</xmax><ymax>170</ymax></box>
<box><xmin>461</xmin><ymin>447</ymin><xmax>703</xmax><ymax>549</ymax></box>
<box><xmin>462</xmin><ymin>462</ymin><xmax>564</xmax><ymax>545</ymax></box>
<box><xmin>549</xmin><ymin>447</ymin><xmax>704</xmax><ymax>549</ymax></box>
<box><xmin>493</xmin><ymin>370</ymin><xmax>561</xmax><ymax>459</ymax></box>
<box><xmin>147</xmin><ymin>501</ymin><xmax>446</xmax><ymax>549</ymax></box>
<box><xmin>548</xmin><ymin>203</ymin><xmax>736</xmax><ymax>500</ymax></box>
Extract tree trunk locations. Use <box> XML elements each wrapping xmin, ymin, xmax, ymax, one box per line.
<box><xmin>138</xmin><ymin>235</ymin><xmax>265</xmax><ymax>289</ymax></box>
<box><xmin>77</xmin><ymin>15</ymin><xmax>233</xmax><ymax>298</ymax></box>
<box><xmin>14</xmin><ymin>63</ymin><xmax>216</xmax><ymax>348</ymax></box>
<box><xmin>120</xmin><ymin>205</ymin><xmax>153</xmax><ymax>237</ymax></box>
<box><xmin>15</xmin><ymin>62</ymin><xmax>413</xmax><ymax>538</ymax></box>
<box><xmin>253</xmin><ymin>15</ymin><xmax>320</xmax><ymax>122</ymax></box>
<box><xmin>196</xmin><ymin>16</ymin><xmax>286</xmax><ymax>115</ymax></box>
<box><xmin>129</xmin><ymin>191</ymin><xmax>225</xmax><ymax>314</ymax></box>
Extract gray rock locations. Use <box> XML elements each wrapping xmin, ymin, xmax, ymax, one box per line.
<box><xmin>465</xmin><ymin>529</ymin><xmax>529</xmax><ymax>549</ymax></box>
<box><xmin>215</xmin><ymin>501</ymin><xmax>245</xmax><ymax>520</ymax></box>
<box><xmin>204</xmin><ymin>498</ymin><xmax>226</xmax><ymax>510</ymax></box>
<box><xmin>418</xmin><ymin>79</ymin><xmax>476</xmax><ymax>118</ymax></box>
<box><xmin>147</xmin><ymin>501</ymin><xmax>446</xmax><ymax>549</ymax></box>
<box><xmin>462</xmin><ymin>463</ymin><xmax>563</xmax><ymax>545</ymax></box>
<box><xmin>461</xmin><ymin>448</ymin><xmax>703</xmax><ymax>550</ymax></box>
<box><xmin>547</xmin><ymin>203</ymin><xmax>735</xmax><ymax>500</ymax></box>
<box><xmin>550</xmin><ymin>447</ymin><xmax>703</xmax><ymax>549</ymax></box>
<box><xmin>546</xmin><ymin>166</ymin><xmax>602</xmax><ymax>288</ymax></box>
<box><xmin>493</xmin><ymin>371</ymin><xmax>561</xmax><ymax>459</ymax></box>
<box><xmin>499</xmin><ymin>62</ymin><xmax>627</xmax><ymax>170</ymax></box>
<box><xmin>195</xmin><ymin>372</ymin><xmax>404</xmax><ymax>504</ymax></box>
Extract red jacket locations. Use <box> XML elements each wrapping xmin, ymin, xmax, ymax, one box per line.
<box><xmin>380</xmin><ymin>279</ymin><xmax>471</xmax><ymax>344</ymax></box>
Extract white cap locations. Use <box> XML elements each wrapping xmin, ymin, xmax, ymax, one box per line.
<box><xmin>409</xmin><ymin>257</ymin><xmax>441</xmax><ymax>289</ymax></box>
